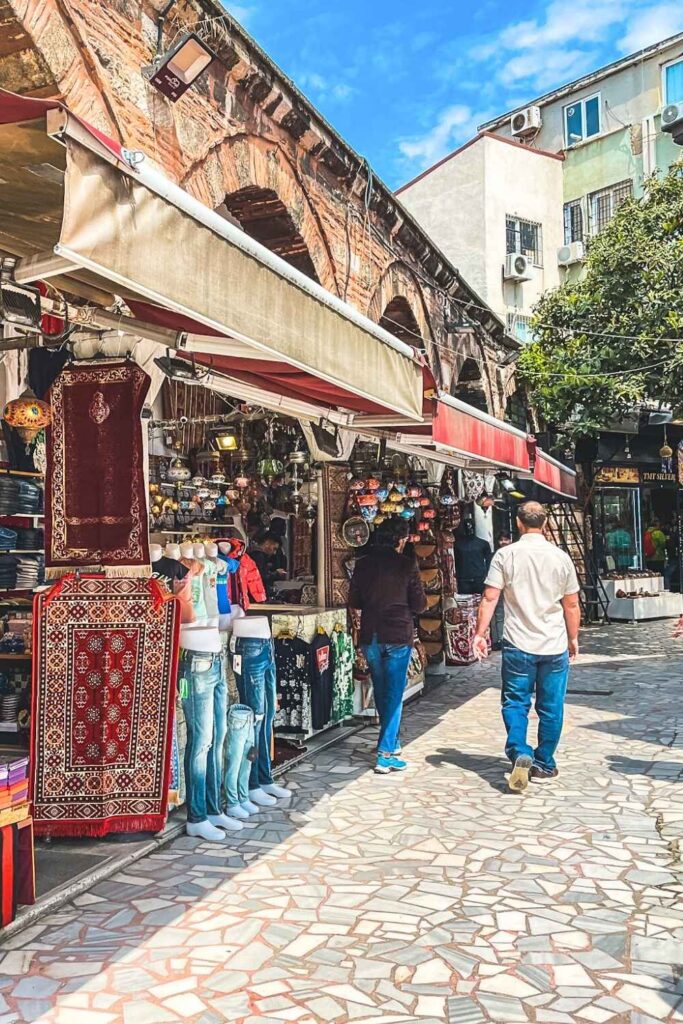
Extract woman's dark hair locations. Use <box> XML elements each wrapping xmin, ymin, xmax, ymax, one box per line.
<box><xmin>374</xmin><ymin>518</ymin><xmax>410</xmax><ymax>549</ymax></box>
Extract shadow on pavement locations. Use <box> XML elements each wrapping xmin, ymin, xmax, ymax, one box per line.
<box><xmin>425</xmin><ymin>748</ymin><xmax>509</xmax><ymax>792</ymax></box>
<box><xmin>607</xmin><ymin>754</ymin><xmax>683</xmax><ymax>781</ymax></box>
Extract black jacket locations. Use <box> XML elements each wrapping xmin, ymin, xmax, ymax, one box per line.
<box><xmin>349</xmin><ymin>548</ymin><xmax>427</xmax><ymax>646</ymax></box>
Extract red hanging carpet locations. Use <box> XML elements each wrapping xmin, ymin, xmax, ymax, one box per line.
<box><xmin>31</xmin><ymin>576</ymin><xmax>180</xmax><ymax>837</ymax></box>
<box><xmin>45</xmin><ymin>360</ymin><xmax>150</xmax><ymax>577</ymax></box>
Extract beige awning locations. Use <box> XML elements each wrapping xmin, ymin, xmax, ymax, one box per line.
<box><xmin>0</xmin><ymin>91</ymin><xmax>424</xmax><ymax>421</ymax></box>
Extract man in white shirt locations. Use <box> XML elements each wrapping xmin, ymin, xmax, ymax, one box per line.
<box><xmin>473</xmin><ymin>501</ymin><xmax>581</xmax><ymax>793</ymax></box>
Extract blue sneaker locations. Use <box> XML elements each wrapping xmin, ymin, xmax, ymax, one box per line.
<box><xmin>375</xmin><ymin>755</ymin><xmax>408</xmax><ymax>774</ymax></box>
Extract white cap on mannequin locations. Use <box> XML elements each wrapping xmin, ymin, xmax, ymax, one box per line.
<box><xmin>205</xmin><ymin>542</ymin><xmax>218</xmax><ymax>558</ymax></box>
<box><xmin>165</xmin><ymin>543</ymin><xmax>181</xmax><ymax>560</ymax></box>
<box><xmin>150</xmin><ymin>543</ymin><xmax>163</xmax><ymax>562</ymax></box>
<box><xmin>193</xmin><ymin>542</ymin><xmax>206</xmax><ymax>559</ymax></box>
<box><xmin>180</xmin><ymin>542</ymin><xmax>195</xmax><ymax>559</ymax></box>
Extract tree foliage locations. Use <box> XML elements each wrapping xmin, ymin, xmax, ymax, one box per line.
<box><xmin>517</xmin><ymin>160</ymin><xmax>683</xmax><ymax>438</ymax></box>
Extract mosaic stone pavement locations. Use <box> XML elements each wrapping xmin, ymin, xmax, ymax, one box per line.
<box><xmin>1</xmin><ymin>621</ymin><xmax>683</xmax><ymax>1024</ymax></box>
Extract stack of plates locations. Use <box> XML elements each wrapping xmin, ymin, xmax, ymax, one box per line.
<box><xmin>0</xmin><ymin>694</ymin><xmax>19</xmax><ymax>723</ymax></box>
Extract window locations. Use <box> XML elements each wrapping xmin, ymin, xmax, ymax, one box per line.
<box><xmin>564</xmin><ymin>93</ymin><xmax>601</xmax><ymax>146</ymax></box>
<box><xmin>505</xmin><ymin>311</ymin><xmax>534</xmax><ymax>344</ymax></box>
<box><xmin>563</xmin><ymin>199</ymin><xmax>584</xmax><ymax>244</ymax></box>
<box><xmin>663</xmin><ymin>58</ymin><xmax>683</xmax><ymax>105</ymax></box>
<box><xmin>505</xmin><ymin>393</ymin><xmax>529</xmax><ymax>432</ymax></box>
<box><xmin>588</xmin><ymin>179</ymin><xmax>632</xmax><ymax>235</ymax></box>
<box><xmin>506</xmin><ymin>216</ymin><xmax>542</xmax><ymax>266</ymax></box>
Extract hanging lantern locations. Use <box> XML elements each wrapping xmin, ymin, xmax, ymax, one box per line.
<box><xmin>660</xmin><ymin>429</ymin><xmax>673</xmax><ymax>473</ymax></box>
<box><xmin>3</xmin><ymin>389</ymin><xmax>51</xmax><ymax>445</ymax></box>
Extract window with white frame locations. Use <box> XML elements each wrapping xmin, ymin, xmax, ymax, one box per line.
<box><xmin>588</xmin><ymin>179</ymin><xmax>632</xmax><ymax>235</ymax></box>
<box><xmin>563</xmin><ymin>199</ymin><xmax>584</xmax><ymax>244</ymax></box>
<box><xmin>505</xmin><ymin>216</ymin><xmax>543</xmax><ymax>266</ymax></box>
<box><xmin>564</xmin><ymin>93</ymin><xmax>601</xmax><ymax>146</ymax></box>
<box><xmin>663</xmin><ymin>57</ymin><xmax>683</xmax><ymax>105</ymax></box>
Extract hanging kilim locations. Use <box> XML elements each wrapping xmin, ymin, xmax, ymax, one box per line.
<box><xmin>45</xmin><ymin>361</ymin><xmax>150</xmax><ymax>578</ymax></box>
<box><xmin>30</xmin><ymin>576</ymin><xmax>180</xmax><ymax>837</ymax></box>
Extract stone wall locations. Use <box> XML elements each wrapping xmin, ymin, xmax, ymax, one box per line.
<box><xmin>1</xmin><ymin>0</ymin><xmax>515</xmax><ymax>414</ymax></box>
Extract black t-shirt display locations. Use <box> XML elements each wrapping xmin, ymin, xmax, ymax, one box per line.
<box><xmin>310</xmin><ymin>631</ymin><xmax>334</xmax><ymax>731</ymax></box>
<box><xmin>151</xmin><ymin>557</ymin><xmax>189</xmax><ymax>593</ymax></box>
<box><xmin>454</xmin><ymin>536</ymin><xmax>492</xmax><ymax>593</ymax></box>
<box><xmin>274</xmin><ymin>636</ymin><xmax>312</xmax><ymax>733</ymax></box>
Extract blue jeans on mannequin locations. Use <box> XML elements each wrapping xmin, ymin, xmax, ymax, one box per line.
<box><xmin>501</xmin><ymin>641</ymin><xmax>570</xmax><ymax>771</ymax></box>
<box><xmin>224</xmin><ymin>703</ymin><xmax>255</xmax><ymax>807</ymax></box>
<box><xmin>233</xmin><ymin>638</ymin><xmax>276</xmax><ymax>789</ymax></box>
<box><xmin>362</xmin><ymin>635</ymin><xmax>412</xmax><ymax>755</ymax></box>
<box><xmin>179</xmin><ymin>652</ymin><xmax>226</xmax><ymax>824</ymax></box>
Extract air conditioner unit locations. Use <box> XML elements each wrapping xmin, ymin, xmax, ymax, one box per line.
<box><xmin>557</xmin><ymin>241</ymin><xmax>585</xmax><ymax>266</ymax></box>
<box><xmin>661</xmin><ymin>102</ymin><xmax>683</xmax><ymax>132</ymax></box>
<box><xmin>504</xmin><ymin>252</ymin><xmax>532</xmax><ymax>282</ymax></box>
<box><xmin>510</xmin><ymin>106</ymin><xmax>542</xmax><ymax>138</ymax></box>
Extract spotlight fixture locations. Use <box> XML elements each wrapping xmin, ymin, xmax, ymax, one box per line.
<box><xmin>153</xmin><ymin>350</ymin><xmax>206</xmax><ymax>385</ymax></box>
<box><xmin>0</xmin><ymin>258</ymin><xmax>42</xmax><ymax>334</ymax></box>
<box><xmin>214</xmin><ymin>429</ymin><xmax>238</xmax><ymax>452</ymax></box>
<box><xmin>495</xmin><ymin>472</ymin><xmax>526</xmax><ymax>501</ymax></box>
<box><xmin>144</xmin><ymin>32</ymin><xmax>217</xmax><ymax>102</ymax></box>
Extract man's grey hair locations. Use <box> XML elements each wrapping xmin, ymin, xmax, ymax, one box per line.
<box><xmin>517</xmin><ymin>501</ymin><xmax>548</xmax><ymax>529</ymax></box>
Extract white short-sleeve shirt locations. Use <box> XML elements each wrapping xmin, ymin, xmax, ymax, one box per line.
<box><xmin>485</xmin><ymin>534</ymin><xmax>580</xmax><ymax>655</ymax></box>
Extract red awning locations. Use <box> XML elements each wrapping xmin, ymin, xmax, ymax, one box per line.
<box><xmin>533</xmin><ymin>450</ymin><xmax>578</xmax><ymax>500</ymax></box>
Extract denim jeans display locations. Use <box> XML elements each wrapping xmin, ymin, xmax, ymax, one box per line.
<box><xmin>179</xmin><ymin>651</ymin><xmax>226</xmax><ymax>824</ymax></box>
<box><xmin>362</xmin><ymin>635</ymin><xmax>413</xmax><ymax>755</ymax></box>
<box><xmin>233</xmin><ymin>638</ymin><xmax>276</xmax><ymax>789</ymax></box>
<box><xmin>501</xmin><ymin>641</ymin><xmax>570</xmax><ymax>771</ymax></box>
<box><xmin>224</xmin><ymin>704</ymin><xmax>255</xmax><ymax>807</ymax></box>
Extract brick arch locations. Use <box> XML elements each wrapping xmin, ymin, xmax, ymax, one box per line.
<box><xmin>367</xmin><ymin>263</ymin><xmax>434</xmax><ymax>347</ymax></box>
<box><xmin>184</xmin><ymin>134</ymin><xmax>339</xmax><ymax>295</ymax></box>
<box><xmin>449</xmin><ymin>334</ymin><xmax>495</xmax><ymax>414</ymax></box>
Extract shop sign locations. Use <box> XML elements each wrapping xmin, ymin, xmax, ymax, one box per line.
<box><xmin>593</xmin><ymin>466</ymin><xmax>640</xmax><ymax>485</ymax></box>
<box><xmin>642</xmin><ymin>471</ymin><xmax>676</xmax><ymax>484</ymax></box>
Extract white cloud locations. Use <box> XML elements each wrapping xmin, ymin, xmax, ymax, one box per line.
<box><xmin>297</xmin><ymin>70</ymin><xmax>356</xmax><ymax>105</ymax></box>
<box><xmin>498</xmin><ymin>0</ymin><xmax>627</xmax><ymax>51</ymax></box>
<box><xmin>500</xmin><ymin>47</ymin><xmax>599</xmax><ymax>89</ymax></box>
<box><xmin>398</xmin><ymin>104</ymin><xmax>484</xmax><ymax>169</ymax></box>
<box><xmin>224</xmin><ymin>4</ymin><xmax>255</xmax><ymax>27</ymax></box>
<box><xmin>619</xmin><ymin>3</ymin><xmax>683</xmax><ymax>53</ymax></box>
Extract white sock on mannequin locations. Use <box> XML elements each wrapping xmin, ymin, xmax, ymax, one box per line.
<box><xmin>186</xmin><ymin>820</ymin><xmax>226</xmax><ymax>842</ymax></box>
<box><xmin>262</xmin><ymin>783</ymin><xmax>291</xmax><ymax>799</ymax></box>
<box><xmin>226</xmin><ymin>804</ymin><xmax>250</xmax><ymax>820</ymax></box>
<box><xmin>249</xmin><ymin>787</ymin><xmax>277</xmax><ymax>807</ymax></box>
<box><xmin>241</xmin><ymin>799</ymin><xmax>259</xmax><ymax>814</ymax></box>
<box><xmin>208</xmin><ymin>813</ymin><xmax>243</xmax><ymax>832</ymax></box>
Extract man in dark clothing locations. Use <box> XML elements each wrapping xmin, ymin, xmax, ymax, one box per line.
<box><xmin>455</xmin><ymin>519</ymin><xmax>493</xmax><ymax>594</ymax></box>
<box><xmin>349</xmin><ymin>519</ymin><xmax>427</xmax><ymax>774</ymax></box>
<box><xmin>248</xmin><ymin>531</ymin><xmax>285</xmax><ymax>600</ymax></box>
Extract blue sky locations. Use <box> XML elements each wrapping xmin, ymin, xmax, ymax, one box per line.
<box><xmin>225</xmin><ymin>1</ymin><xmax>683</xmax><ymax>189</ymax></box>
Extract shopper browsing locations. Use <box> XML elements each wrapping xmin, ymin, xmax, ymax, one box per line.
<box><xmin>349</xmin><ymin>519</ymin><xmax>427</xmax><ymax>774</ymax></box>
<box><xmin>472</xmin><ymin>501</ymin><xmax>581</xmax><ymax>793</ymax></box>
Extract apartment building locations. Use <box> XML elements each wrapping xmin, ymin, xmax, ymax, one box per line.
<box><xmin>398</xmin><ymin>33</ymin><xmax>683</xmax><ymax>344</ymax></box>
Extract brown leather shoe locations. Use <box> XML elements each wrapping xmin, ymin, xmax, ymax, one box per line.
<box><xmin>530</xmin><ymin>766</ymin><xmax>559</xmax><ymax>783</ymax></box>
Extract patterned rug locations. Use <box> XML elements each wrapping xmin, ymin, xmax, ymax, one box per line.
<box><xmin>30</xmin><ymin>576</ymin><xmax>180</xmax><ymax>837</ymax></box>
<box><xmin>45</xmin><ymin>361</ymin><xmax>150</xmax><ymax>577</ymax></box>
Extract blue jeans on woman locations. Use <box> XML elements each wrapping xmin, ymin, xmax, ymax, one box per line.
<box><xmin>179</xmin><ymin>651</ymin><xmax>226</xmax><ymax>824</ymax></box>
<box><xmin>224</xmin><ymin>704</ymin><xmax>255</xmax><ymax>807</ymax></box>
<box><xmin>362</xmin><ymin>635</ymin><xmax>412</xmax><ymax>756</ymax></box>
<box><xmin>501</xmin><ymin>641</ymin><xmax>570</xmax><ymax>771</ymax></box>
<box><xmin>233</xmin><ymin>638</ymin><xmax>276</xmax><ymax>789</ymax></box>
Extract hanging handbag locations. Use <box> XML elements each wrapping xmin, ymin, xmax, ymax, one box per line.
<box><xmin>419</xmin><ymin>568</ymin><xmax>442</xmax><ymax>594</ymax></box>
<box><xmin>425</xmin><ymin>592</ymin><xmax>442</xmax><ymax>614</ymax></box>
<box><xmin>418</xmin><ymin>616</ymin><xmax>444</xmax><ymax>642</ymax></box>
<box><xmin>423</xmin><ymin>640</ymin><xmax>444</xmax><ymax>665</ymax></box>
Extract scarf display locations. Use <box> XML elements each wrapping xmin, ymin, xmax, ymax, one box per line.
<box><xmin>30</xmin><ymin>575</ymin><xmax>180</xmax><ymax>837</ymax></box>
<box><xmin>45</xmin><ymin>361</ymin><xmax>150</xmax><ymax>578</ymax></box>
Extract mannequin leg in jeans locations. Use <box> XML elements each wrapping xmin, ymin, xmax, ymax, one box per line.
<box><xmin>233</xmin><ymin>639</ymin><xmax>287</xmax><ymax>806</ymax></box>
<box><xmin>180</xmin><ymin>653</ymin><xmax>225</xmax><ymax>841</ymax></box>
<box><xmin>204</xmin><ymin>668</ymin><xmax>242</xmax><ymax>833</ymax></box>
<box><xmin>224</xmin><ymin>704</ymin><xmax>255</xmax><ymax>820</ymax></box>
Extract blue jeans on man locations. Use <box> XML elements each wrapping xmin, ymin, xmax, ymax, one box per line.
<box><xmin>180</xmin><ymin>651</ymin><xmax>226</xmax><ymax>824</ymax></box>
<box><xmin>233</xmin><ymin>638</ymin><xmax>276</xmax><ymax>789</ymax></box>
<box><xmin>362</xmin><ymin>635</ymin><xmax>412</xmax><ymax>755</ymax></box>
<box><xmin>501</xmin><ymin>641</ymin><xmax>569</xmax><ymax>771</ymax></box>
<box><xmin>224</xmin><ymin>703</ymin><xmax>255</xmax><ymax>808</ymax></box>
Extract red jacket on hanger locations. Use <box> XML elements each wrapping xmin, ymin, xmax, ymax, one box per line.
<box><xmin>220</xmin><ymin>538</ymin><xmax>266</xmax><ymax>610</ymax></box>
